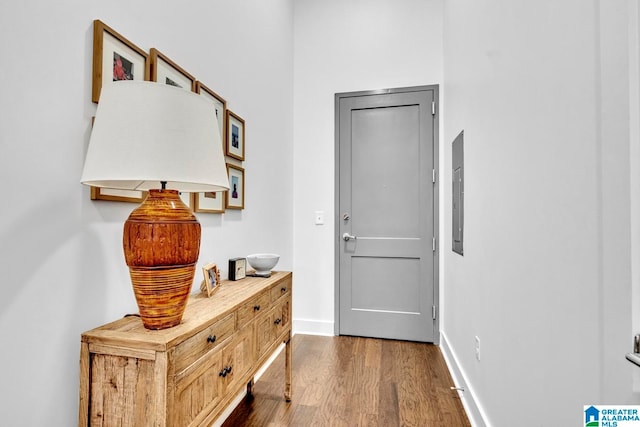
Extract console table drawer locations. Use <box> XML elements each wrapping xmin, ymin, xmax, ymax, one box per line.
<box><xmin>270</xmin><ymin>277</ymin><xmax>291</xmax><ymax>303</ymax></box>
<box><xmin>174</xmin><ymin>312</ymin><xmax>235</xmax><ymax>374</ymax></box>
<box><xmin>237</xmin><ymin>291</ymin><xmax>271</xmax><ymax>327</ymax></box>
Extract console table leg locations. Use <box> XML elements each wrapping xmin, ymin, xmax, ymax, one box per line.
<box><xmin>285</xmin><ymin>335</ymin><xmax>292</xmax><ymax>402</ymax></box>
<box><xmin>247</xmin><ymin>378</ymin><xmax>255</xmax><ymax>397</ymax></box>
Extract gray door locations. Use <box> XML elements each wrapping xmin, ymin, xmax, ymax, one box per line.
<box><xmin>336</xmin><ymin>86</ymin><xmax>438</xmax><ymax>343</ymax></box>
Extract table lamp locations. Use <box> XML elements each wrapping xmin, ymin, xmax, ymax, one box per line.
<box><xmin>81</xmin><ymin>81</ymin><xmax>230</xmax><ymax>329</ymax></box>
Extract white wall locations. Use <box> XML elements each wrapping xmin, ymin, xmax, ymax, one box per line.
<box><xmin>443</xmin><ymin>0</ymin><xmax>636</xmax><ymax>425</ymax></box>
<box><xmin>7</xmin><ymin>1</ymin><xmax>637</xmax><ymax>425</ymax></box>
<box><xmin>630</xmin><ymin>0</ymin><xmax>640</xmax><ymax>394</ymax></box>
<box><xmin>0</xmin><ymin>1</ymin><xmax>293</xmax><ymax>425</ymax></box>
<box><xmin>292</xmin><ymin>0</ymin><xmax>444</xmax><ymax>335</ymax></box>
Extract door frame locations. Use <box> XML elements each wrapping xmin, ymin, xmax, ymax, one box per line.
<box><xmin>334</xmin><ymin>85</ymin><xmax>440</xmax><ymax>343</ymax></box>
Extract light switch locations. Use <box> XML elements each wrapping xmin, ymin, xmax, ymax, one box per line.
<box><xmin>315</xmin><ymin>211</ymin><xmax>324</xmax><ymax>225</ymax></box>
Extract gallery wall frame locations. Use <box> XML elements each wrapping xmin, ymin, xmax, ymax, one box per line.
<box><xmin>87</xmin><ymin>20</ymin><xmax>248</xmax><ymax>210</ymax></box>
<box><xmin>226</xmin><ymin>163</ymin><xmax>245</xmax><ymax>210</ymax></box>
<box><xmin>193</xmin><ymin>81</ymin><xmax>228</xmax><ymax>214</ymax></box>
<box><xmin>150</xmin><ymin>48</ymin><xmax>196</xmax><ymax>92</ymax></box>
<box><xmin>89</xmin><ymin>45</ymin><xmax>149</xmax><ymax>204</ymax></box>
<box><xmin>178</xmin><ymin>192</ymin><xmax>194</xmax><ymax>211</ymax></box>
<box><xmin>196</xmin><ymin>81</ymin><xmax>227</xmax><ymax>141</ymax></box>
<box><xmin>194</xmin><ymin>191</ymin><xmax>226</xmax><ymax>214</ymax></box>
<box><xmin>90</xmin><ymin>187</ymin><xmax>147</xmax><ymax>203</ymax></box>
<box><xmin>225</xmin><ymin>110</ymin><xmax>245</xmax><ymax>161</ymax></box>
<box><xmin>149</xmin><ymin>48</ymin><xmax>198</xmax><ymax>208</ymax></box>
<box><xmin>92</xmin><ymin>19</ymin><xmax>150</xmax><ymax>103</ymax></box>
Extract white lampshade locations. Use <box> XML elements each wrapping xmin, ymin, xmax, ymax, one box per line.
<box><xmin>81</xmin><ymin>81</ymin><xmax>230</xmax><ymax>193</ymax></box>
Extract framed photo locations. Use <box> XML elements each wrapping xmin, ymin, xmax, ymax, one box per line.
<box><xmin>194</xmin><ymin>191</ymin><xmax>225</xmax><ymax>214</ymax></box>
<box><xmin>90</xmin><ymin>187</ymin><xmax>147</xmax><ymax>203</ymax></box>
<box><xmin>193</xmin><ymin>82</ymin><xmax>227</xmax><ymax>214</ymax></box>
<box><xmin>200</xmin><ymin>262</ymin><xmax>221</xmax><ymax>297</ymax></box>
<box><xmin>196</xmin><ymin>81</ymin><xmax>227</xmax><ymax>141</ymax></box>
<box><xmin>226</xmin><ymin>163</ymin><xmax>245</xmax><ymax>210</ymax></box>
<box><xmin>149</xmin><ymin>48</ymin><xmax>196</xmax><ymax>92</ymax></box>
<box><xmin>226</xmin><ymin>110</ymin><xmax>245</xmax><ymax>161</ymax></box>
<box><xmin>179</xmin><ymin>192</ymin><xmax>194</xmax><ymax>210</ymax></box>
<box><xmin>88</xmin><ymin>112</ymin><xmax>147</xmax><ymax>203</ymax></box>
<box><xmin>92</xmin><ymin>20</ymin><xmax>149</xmax><ymax>103</ymax></box>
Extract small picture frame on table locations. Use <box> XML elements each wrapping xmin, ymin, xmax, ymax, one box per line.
<box><xmin>226</xmin><ymin>110</ymin><xmax>245</xmax><ymax>161</ymax></box>
<box><xmin>92</xmin><ymin>19</ymin><xmax>150</xmax><ymax>103</ymax></box>
<box><xmin>226</xmin><ymin>163</ymin><xmax>245</xmax><ymax>210</ymax></box>
<box><xmin>200</xmin><ymin>262</ymin><xmax>221</xmax><ymax>297</ymax></box>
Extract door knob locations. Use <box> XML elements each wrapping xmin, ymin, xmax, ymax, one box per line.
<box><xmin>342</xmin><ymin>232</ymin><xmax>357</xmax><ymax>241</ymax></box>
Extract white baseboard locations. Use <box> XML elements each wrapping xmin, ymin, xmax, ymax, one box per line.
<box><xmin>439</xmin><ymin>332</ymin><xmax>490</xmax><ymax>427</ymax></box>
<box><xmin>213</xmin><ymin>326</ymin><xmax>484</xmax><ymax>427</ymax></box>
<box><xmin>293</xmin><ymin>318</ymin><xmax>335</xmax><ymax>336</ymax></box>
<box><xmin>210</xmin><ymin>390</ymin><xmax>246</xmax><ymax>427</ymax></box>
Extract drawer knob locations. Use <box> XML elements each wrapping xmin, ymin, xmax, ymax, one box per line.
<box><xmin>274</xmin><ymin>318</ymin><xmax>282</xmax><ymax>325</ymax></box>
<box><xmin>281</xmin><ymin>287</ymin><xmax>287</xmax><ymax>293</ymax></box>
<box><xmin>207</xmin><ymin>335</ymin><xmax>217</xmax><ymax>343</ymax></box>
<box><xmin>219</xmin><ymin>366</ymin><xmax>233</xmax><ymax>378</ymax></box>
<box><xmin>254</xmin><ymin>305</ymin><xmax>261</xmax><ymax>311</ymax></box>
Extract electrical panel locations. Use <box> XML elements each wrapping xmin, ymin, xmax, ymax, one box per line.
<box><xmin>452</xmin><ymin>131</ymin><xmax>464</xmax><ymax>255</ymax></box>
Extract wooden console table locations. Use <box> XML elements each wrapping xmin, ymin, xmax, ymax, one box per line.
<box><xmin>78</xmin><ymin>271</ymin><xmax>292</xmax><ymax>426</ymax></box>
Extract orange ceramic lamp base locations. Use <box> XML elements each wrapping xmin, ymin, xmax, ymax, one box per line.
<box><xmin>123</xmin><ymin>189</ymin><xmax>200</xmax><ymax>330</ymax></box>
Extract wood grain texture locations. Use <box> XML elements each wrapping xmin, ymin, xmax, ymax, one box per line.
<box><xmin>123</xmin><ymin>189</ymin><xmax>201</xmax><ymax>329</ymax></box>
<box><xmin>81</xmin><ymin>272</ymin><xmax>292</xmax><ymax>350</ymax></box>
<box><xmin>79</xmin><ymin>272</ymin><xmax>293</xmax><ymax>427</ymax></box>
<box><xmin>78</xmin><ymin>343</ymin><xmax>90</xmax><ymax>427</ymax></box>
<box><xmin>123</xmin><ymin>190</ymin><xmax>200</xmax><ymax>266</ymax></box>
<box><xmin>222</xmin><ymin>335</ymin><xmax>470</xmax><ymax>427</ymax></box>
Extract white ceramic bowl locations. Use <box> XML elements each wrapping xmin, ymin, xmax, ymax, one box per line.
<box><xmin>246</xmin><ymin>253</ymin><xmax>280</xmax><ymax>275</ymax></box>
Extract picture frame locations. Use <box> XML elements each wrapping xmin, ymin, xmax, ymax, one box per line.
<box><xmin>200</xmin><ymin>262</ymin><xmax>221</xmax><ymax>297</ymax></box>
<box><xmin>149</xmin><ymin>48</ymin><xmax>196</xmax><ymax>92</ymax></box>
<box><xmin>149</xmin><ymin>49</ymin><xmax>197</xmax><ymax>206</ymax></box>
<box><xmin>193</xmin><ymin>81</ymin><xmax>227</xmax><ymax>214</ymax></box>
<box><xmin>90</xmin><ymin>187</ymin><xmax>147</xmax><ymax>204</ymax></box>
<box><xmin>195</xmin><ymin>81</ymin><xmax>227</xmax><ymax>141</ymax></box>
<box><xmin>194</xmin><ymin>191</ymin><xmax>225</xmax><ymax>214</ymax></box>
<box><xmin>92</xmin><ymin>19</ymin><xmax>149</xmax><ymax>103</ymax></box>
<box><xmin>225</xmin><ymin>110</ymin><xmax>245</xmax><ymax>161</ymax></box>
<box><xmin>88</xmin><ymin>113</ymin><xmax>147</xmax><ymax>203</ymax></box>
<box><xmin>226</xmin><ymin>163</ymin><xmax>245</xmax><ymax>210</ymax></box>
<box><xmin>179</xmin><ymin>192</ymin><xmax>194</xmax><ymax>210</ymax></box>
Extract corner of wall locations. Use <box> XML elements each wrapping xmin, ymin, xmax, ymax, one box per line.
<box><xmin>439</xmin><ymin>332</ymin><xmax>490</xmax><ymax>427</ymax></box>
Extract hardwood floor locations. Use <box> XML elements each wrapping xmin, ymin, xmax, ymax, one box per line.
<box><xmin>222</xmin><ymin>334</ymin><xmax>470</xmax><ymax>427</ymax></box>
